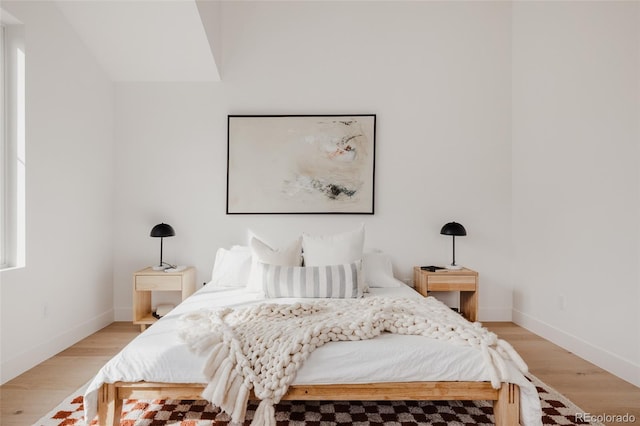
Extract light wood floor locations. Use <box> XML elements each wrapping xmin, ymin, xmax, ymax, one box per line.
<box><xmin>1</xmin><ymin>322</ymin><xmax>638</xmax><ymax>426</ymax></box>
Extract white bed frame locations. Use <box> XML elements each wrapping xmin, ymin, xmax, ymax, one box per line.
<box><xmin>97</xmin><ymin>380</ymin><xmax>520</xmax><ymax>425</ymax></box>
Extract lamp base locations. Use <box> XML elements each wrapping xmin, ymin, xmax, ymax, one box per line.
<box><xmin>446</xmin><ymin>264</ymin><xmax>463</xmax><ymax>270</ymax></box>
<box><xmin>152</xmin><ymin>264</ymin><xmax>170</xmax><ymax>271</ymax></box>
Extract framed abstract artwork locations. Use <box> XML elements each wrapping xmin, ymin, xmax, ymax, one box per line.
<box><xmin>227</xmin><ymin>114</ymin><xmax>376</xmax><ymax>214</ymax></box>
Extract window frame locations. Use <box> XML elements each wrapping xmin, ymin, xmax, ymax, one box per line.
<box><xmin>1</xmin><ymin>23</ymin><xmax>7</xmax><ymax>268</ymax></box>
<box><xmin>0</xmin><ymin>16</ymin><xmax>25</xmax><ymax>271</ymax></box>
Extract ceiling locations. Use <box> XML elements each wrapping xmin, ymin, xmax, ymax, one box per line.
<box><xmin>54</xmin><ymin>0</ymin><xmax>221</xmax><ymax>82</ymax></box>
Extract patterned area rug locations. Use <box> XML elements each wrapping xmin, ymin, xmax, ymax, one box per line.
<box><xmin>34</xmin><ymin>375</ymin><xmax>604</xmax><ymax>426</ymax></box>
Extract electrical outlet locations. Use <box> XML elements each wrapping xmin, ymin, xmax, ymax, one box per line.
<box><xmin>558</xmin><ymin>295</ymin><xmax>567</xmax><ymax>311</ymax></box>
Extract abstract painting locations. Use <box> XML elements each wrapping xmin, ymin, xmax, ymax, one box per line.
<box><xmin>227</xmin><ymin>115</ymin><xmax>376</xmax><ymax>214</ymax></box>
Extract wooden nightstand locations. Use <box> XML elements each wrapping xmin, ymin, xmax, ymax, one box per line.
<box><xmin>133</xmin><ymin>266</ymin><xmax>196</xmax><ymax>331</ymax></box>
<box><xmin>413</xmin><ymin>267</ymin><xmax>478</xmax><ymax>322</ymax></box>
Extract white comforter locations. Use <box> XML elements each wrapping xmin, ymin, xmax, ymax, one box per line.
<box><xmin>84</xmin><ymin>283</ymin><xmax>542</xmax><ymax>425</ymax></box>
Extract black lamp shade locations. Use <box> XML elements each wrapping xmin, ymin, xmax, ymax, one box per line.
<box><xmin>440</xmin><ymin>222</ymin><xmax>467</xmax><ymax>237</ymax></box>
<box><xmin>150</xmin><ymin>223</ymin><xmax>175</xmax><ymax>238</ymax></box>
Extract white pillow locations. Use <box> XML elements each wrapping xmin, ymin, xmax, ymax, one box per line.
<box><xmin>247</xmin><ymin>236</ymin><xmax>303</xmax><ymax>292</ymax></box>
<box><xmin>302</xmin><ymin>224</ymin><xmax>365</xmax><ymax>266</ymax></box>
<box><xmin>363</xmin><ymin>251</ymin><xmax>400</xmax><ymax>288</ymax></box>
<box><xmin>260</xmin><ymin>260</ymin><xmax>362</xmax><ymax>299</ymax></box>
<box><xmin>251</xmin><ymin>236</ymin><xmax>302</xmax><ymax>265</ymax></box>
<box><xmin>210</xmin><ymin>246</ymin><xmax>252</xmax><ymax>287</ymax></box>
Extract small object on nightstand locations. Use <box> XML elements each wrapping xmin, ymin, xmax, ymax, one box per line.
<box><xmin>413</xmin><ymin>266</ymin><xmax>478</xmax><ymax>322</ymax></box>
<box><xmin>420</xmin><ymin>265</ymin><xmax>445</xmax><ymax>272</ymax></box>
<box><xmin>153</xmin><ymin>303</ymin><xmax>175</xmax><ymax>318</ymax></box>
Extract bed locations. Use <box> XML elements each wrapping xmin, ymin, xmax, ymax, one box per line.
<box><xmin>86</xmin><ymin>228</ymin><xmax>542</xmax><ymax>425</ymax></box>
<box><xmin>84</xmin><ymin>284</ymin><xmax>542</xmax><ymax>425</ymax></box>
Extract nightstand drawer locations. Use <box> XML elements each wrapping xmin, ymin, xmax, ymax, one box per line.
<box><xmin>135</xmin><ymin>275</ymin><xmax>182</xmax><ymax>291</ymax></box>
<box><xmin>428</xmin><ymin>275</ymin><xmax>476</xmax><ymax>291</ymax></box>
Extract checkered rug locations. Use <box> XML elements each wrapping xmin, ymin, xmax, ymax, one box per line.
<box><xmin>34</xmin><ymin>375</ymin><xmax>604</xmax><ymax>425</ymax></box>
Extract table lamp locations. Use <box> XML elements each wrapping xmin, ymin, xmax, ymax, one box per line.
<box><xmin>150</xmin><ymin>223</ymin><xmax>175</xmax><ymax>270</ymax></box>
<box><xmin>440</xmin><ymin>221</ymin><xmax>466</xmax><ymax>270</ymax></box>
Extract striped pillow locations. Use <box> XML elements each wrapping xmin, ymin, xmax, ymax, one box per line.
<box><xmin>260</xmin><ymin>260</ymin><xmax>362</xmax><ymax>298</ymax></box>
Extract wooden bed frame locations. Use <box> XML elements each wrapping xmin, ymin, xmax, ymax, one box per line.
<box><xmin>97</xmin><ymin>380</ymin><xmax>520</xmax><ymax>426</ymax></box>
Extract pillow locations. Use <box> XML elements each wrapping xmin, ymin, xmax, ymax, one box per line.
<box><xmin>302</xmin><ymin>224</ymin><xmax>365</xmax><ymax>266</ymax></box>
<box><xmin>362</xmin><ymin>251</ymin><xmax>401</xmax><ymax>288</ymax></box>
<box><xmin>251</xmin><ymin>236</ymin><xmax>302</xmax><ymax>265</ymax></box>
<box><xmin>260</xmin><ymin>260</ymin><xmax>362</xmax><ymax>299</ymax></box>
<box><xmin>246</xmin><ymin>236</ymin><xmax>303</xmax><ymax>292</ymax></box>
<box><xmin>210</xmin><ymin>246</ymin><xmax>252</xmax><ymax>287</ymax></box>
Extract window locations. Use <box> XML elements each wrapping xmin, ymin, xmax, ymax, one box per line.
<box><xmin>1</xmin><ymin>25</ymin><xmax>5</xmax><ymax>266</ymax></box>
<box><xmin>1</xmin><ymin>15</ymin><xmax>25</xmax><ymax>270</ymax></box>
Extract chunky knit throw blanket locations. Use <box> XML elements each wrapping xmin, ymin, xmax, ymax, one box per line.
<box><xmin>179</xmin><ymin>296</ymin><xmax>528</xmax><ymax>426</ymax></box>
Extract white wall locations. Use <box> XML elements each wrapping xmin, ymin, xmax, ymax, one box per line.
<box><xmin>0</xmin><ymin>1</ymin><xmax>115</xmax><ymax>383</ymax></box>
<box><xmin>112</xmin><ymin>1</ymin><xmax>514</xmax><ymax>321</ymax></box>
<box><xmin>512</xmin><ymin>2</ymin><xmax>640</xmax><ymax>386</ymax></box>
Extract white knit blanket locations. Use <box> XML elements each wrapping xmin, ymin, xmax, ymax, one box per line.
<box><xmin>179</xmin><ymin>296</ymin><xmax>528</xmax><ymax>425</ymax></box>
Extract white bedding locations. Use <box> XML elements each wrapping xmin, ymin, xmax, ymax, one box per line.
<box><xmin>84</xmin><ymin>283</ymin><xmax>542</xmax><ymax>425</ymax></box>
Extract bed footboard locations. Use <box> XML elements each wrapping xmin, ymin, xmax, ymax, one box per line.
<box><xmin>494</xmin><ymin>382</ymin><xmax>520</xmax><ymax>426</ymax></box>
<box><xmin>97</xmin><ymin>383</ymin><xmax>122</xmax><ymax>426</ymax></box>
<box><xmin>97</xmin><ymin>381</ymin><xmax>520</xmax><ymax>426</ymax></box>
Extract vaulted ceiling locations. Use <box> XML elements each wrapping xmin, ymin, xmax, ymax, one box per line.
<box><xmin>54</xmin><ymin>0</ymin><xmax>221</xmax><ymax>82</ymax></box>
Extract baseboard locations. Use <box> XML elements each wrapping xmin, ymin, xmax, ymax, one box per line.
<box><xmin>0</xmin><ymin>309</ymin><xmax>114</xmax><ymax>384</ymax></box>
<box><xmin>512</xmin><ymin>308</ymin><xmax>640</xmax><ymax>388</ymax></box>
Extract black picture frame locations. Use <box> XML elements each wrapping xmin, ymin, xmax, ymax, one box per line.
<box><xmin>226</xmin><ymin>114</ymin><xmax>376</xmax><ymax>214</ymax></box>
